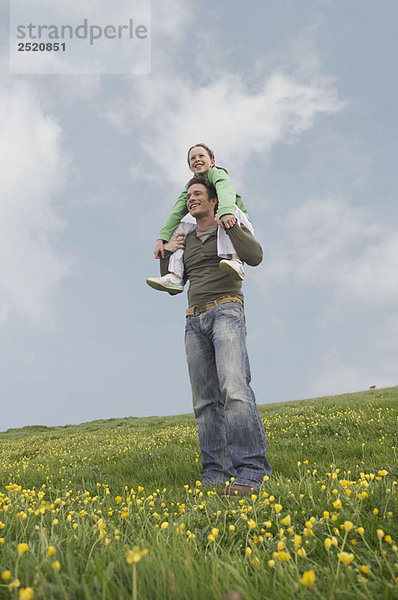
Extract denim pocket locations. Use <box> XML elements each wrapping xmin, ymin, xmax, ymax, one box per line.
<box><xmin>218</xmin><ymin>303</ymin><xmax>243</xmax><ymax>320</ymax></box>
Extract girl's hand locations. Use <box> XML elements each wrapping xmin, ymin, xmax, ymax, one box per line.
<box><xmin>165</xmin><ymin>233</ymin><xmax>185</xmax><ymax>253</ymax></box>
<box><xmin>154</xmin><ymin>239</ymin><xmax>165</xmax><ymax>259</ymax></box>
<box><xmin>219</xmin><ymin>214</ymin><xmax>237</xmax><ymax>229</ymax></box>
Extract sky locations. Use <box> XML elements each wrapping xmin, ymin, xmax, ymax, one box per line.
<box><xmin>1</xmin><ymin>0</ymin><xmax>397</xmax><ymax>431</ymax></box>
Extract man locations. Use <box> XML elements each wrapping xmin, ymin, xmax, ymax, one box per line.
<box><xmin>159</xmin><ymin>177</ymin><xmax>271</xmax><ymax>495</ymax></box>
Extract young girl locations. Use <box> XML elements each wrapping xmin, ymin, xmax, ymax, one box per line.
<box><xmin>146</xmin><ymin>143</ymin><xmax>254</xmax><ymax>294</ymax></box>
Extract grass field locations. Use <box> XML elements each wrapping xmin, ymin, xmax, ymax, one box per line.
<box><xmin>0</xmin><ymin>386</ymin><xmax>397</xmax><ymax>599</ymax></box>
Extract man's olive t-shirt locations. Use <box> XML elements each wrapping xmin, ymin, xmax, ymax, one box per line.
<box><xmin>161</xmin><ymin>223</ymin><xmax>263</xmax><ymax>308</ymax></box>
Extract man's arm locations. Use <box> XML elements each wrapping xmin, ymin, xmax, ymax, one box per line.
<box><xmin>226</xmin><ymin>223</ymin><xmax>263</xmax><ymax>266</ymax></box>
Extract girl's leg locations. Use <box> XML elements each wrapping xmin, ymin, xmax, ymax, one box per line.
<box><xmin>217</xmin><ymin>206</ymin><xmax>254</xmax><ymax>258</ymax></box>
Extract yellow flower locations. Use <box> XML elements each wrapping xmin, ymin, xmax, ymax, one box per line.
<box><xmin>377</xmin><ymin>529</ymin><xmax>385</xmax><ymax>540</ymax></box>
<box><xmin>343</xmin><ymin>521</ymin><xmax>354</xmax><ymax>532</ymax></box>
<box><xmin>333</xmin><ymin>499</ymin><xmax>342</xmax><ymax>509</ymax></box>
<box><xmin>211</xmin><ymin>528</ymin><xmax>219</xmax><ymax>538</ymax></box>
<box><xmin>360</xmin><ymin>565</ymin><xmax>371</xmax><ymax>574</ymax></box>
<box><xmin>294</xmin><ymin>534</ymin><xmax>302</xmax><ymax>548</ymax></box>
<box><xmin>299</xmin><ymin>570</ymin><xmax>315</xmax><ymax>587</ymax></box>
<box><xmin>323</xmin><ymin>511</ymin><xmax>330</xmax><ymax>519</ymax></box>
<box><xmin>356</xmin><ymin>527</ymin><xmax>365</xmax><ymax>535</ymax></box>
<box><xmin>325</xmin><ymin>538</ymin><xmax>332</xmax><ymax>550</ymax></box>
<box><xmin>19</xmin><ymin>588</ymin><xmax>34</xmax><ymax>600</ymax></box>
<box><xmin>137</xmin><ymin>486</ymin><xmax>144</xmax><ymax>493</ymax></box>
<box><xmin>46</xmin><ymin>546</ymin><xmax>56</xmax><ymax>557</ymax></box>
<box><xmin>338</xmin><ymin>552</ymin><xmax>355</xmax><ymax>565</ymax></box>
<box><xmin>273</xmin><ymin>503</ymin><xmax>282</xmax><ymax>513</ymax></box>
<box><xmin>126</xmin><ymin>547</ymin><xmax>149</xmax><ymax>564</ymax></box>
<box><xmin>17</xmin><ymin>543</ymin><xmax>29</xmax><ymax>556</ymax></box>
<box><xmin>248</xmin><ymin>519</ymin><xmax>257</xmax><ymax>530</ymax></box>
<box><xmin>385</xmin><ymin>535</ymin><xmax>392</xmax><ymax>544</ymax></box>
<box><xmin>245</xmin><ymin>547</ymin><xmax>252</xmax><ymax>557</ymax></box>
<box><xmin>1</xmin><ymin>571</ymin><xmax>12</xmax><ymax>581</ymax></box>
<box><xmin>268</xmin><ymin>559</ymin><xmax>275</xmax><ymax>567</ymax></box>
<box><xmin>9</xmin><ymin>579</ymin><xmax>21</xmax><ymax>591</ymax></box>
<box><xmin>160</xmin><ymin>522</ymin><xmax>169</xmax><ymax>530</ymax></box>
<box><xmin>52</xmin><ymin>519</ymin><xmax>59</xmax><ymax>526</ymax></box>
<box><xmin>229</xmin><ymin>525</ymin><xmax>235</xmax><ymax>532</ymax></box>
<box><xmin>52</xmin><ymin>561</ymin><xmax>61</xmax><ymax>572</ymax></box>
<box><xmin>297</xmin><ymin>548</ymin><xmax>307</xmax><ymax>557</ymax></box>
<box><xmin>208</xmin><ymin>534</ymin><xmax>216</xmax><ymax>542</ymax></box>
<box><xmin>280</xmin><ymin>514</ymin><xmax>291</xmax><ymax>527</ymax></box>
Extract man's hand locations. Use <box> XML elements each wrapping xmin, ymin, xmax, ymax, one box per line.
<box><xmin>154</xmin><ymin>239</ymin><xmax>165</xmax><ymax>259</ymax></box>
<box><xmin>165</xmin><ymin>233</ymin><xmax>185</xmax><ymax>253</ymax></box>
<box><xmin>219</xmin><ymin>213</ymin><xmax>237</xmax><ymax>229</ymax></box>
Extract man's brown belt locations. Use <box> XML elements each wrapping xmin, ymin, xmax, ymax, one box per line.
<box><xmin>186</xmin><ymin>295</ymin><xmax>243</xmax><ymax>317</ymax></box>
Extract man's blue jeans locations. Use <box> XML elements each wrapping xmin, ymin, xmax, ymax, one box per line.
<box><xmin>185</xmin><ymin>302</ymin><xmax>271</xmax><ymax>489</ymax></box>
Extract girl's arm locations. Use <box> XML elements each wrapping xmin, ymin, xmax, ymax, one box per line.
<box><xmin>207</xmin><ymin>167</ymin><xmax>237</xmax><ymax>218</ymax></box>
<box><xmin>157</xmin><ymin>185</ymin><xmax>189</xmax><ymax>242</ymax></box>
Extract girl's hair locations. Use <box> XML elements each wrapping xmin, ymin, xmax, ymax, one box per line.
<box><xmin>187</xmin><ymin>143</ymin><xmax>215</xmax><ymax>165</ymax></box>
<box><xmin>187</xmin><ymin>143</ymin><xmax>228</xmax><ymax>174</ymax></box>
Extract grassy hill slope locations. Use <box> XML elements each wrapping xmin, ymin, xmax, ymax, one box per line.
<box><xmin>0</xmin><ymin>387</ymin><xmax>397</xmax><ymax>599</ymax></box>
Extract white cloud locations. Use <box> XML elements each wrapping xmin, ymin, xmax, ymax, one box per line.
<box><xmin>263</xmin><ymin>197</ymin><xmax>398</xmax><ymax>308</ymax></box>
<box><xmin>0</xmin><ymin>80</ymin><xmax>70</xmax><ymax>323</ymax></box>
<box><xmin>134</xmin><ymin>72</ymin><xmax>344</xmax><ymax>189</ymax></box>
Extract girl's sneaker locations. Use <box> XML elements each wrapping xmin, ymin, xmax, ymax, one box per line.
<box><xmin>219</xmin><ymin>259</ymin><xmax>245</xmax><ymax>281</ymax></box>
<box><xmin>146</xmin><ymin>273</ymin><xmax>184</xmax><ymax>294</ymax></box>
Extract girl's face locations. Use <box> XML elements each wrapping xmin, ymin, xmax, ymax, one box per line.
<box><xmin>188</xmin><ymin>146</ymin><xmax>215</xmax><ymax>175</ymax></box>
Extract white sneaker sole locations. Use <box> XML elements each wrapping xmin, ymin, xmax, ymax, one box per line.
<box><xmin>146</xmin><ymin>278</ymin><xmax>184</xmax><ymax>294</ymax></box>
<box><xmin>219</xmin><ymin>261</ymin><xmax>244</xmax><ymax>281</ymax></box>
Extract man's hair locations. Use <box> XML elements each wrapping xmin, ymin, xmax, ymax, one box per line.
<box><xmin>187</xmin><ymin>176</ymin><xmax>217</xmax><ymax>199</ymax></box>
<box><xmin>187</xmin><ymin>143</ymin><xmax>215</xmax><ymax>165</ymax></box>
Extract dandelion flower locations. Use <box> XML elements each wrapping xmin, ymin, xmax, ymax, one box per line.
<box><xmin>9</xmin><ymin>579</ymin><xmax>21</xmax><ymax>591</ymax></box>
<box><xmin>17</xmin><ymin>543</ymin><xmax>29</xmax><ymax>556</ymax></box>
<box><xmin>299</xmin><ymin>570</ymin><xmax>315</xmax><ymax>586</ymax></box>
<box><xmin>52</xmin><ymin>561</ymin><xmax>61</xmax><ymax>572</ymax></box>
<box><xmin>377</xmin><ymin>529</ymin><xmax>385</xmax><ymax>540</ymax></box>
<box><xmin>360</xmin><ymin>565</ymin><xmax>371</xmax><ymax>574</ymax></box>
<box><xmin>1</xmin><ymin>571</ymin><xmax>12</xmax><ymax>582</ymax></box>
<box><xmin>19</xmin><ymin>588</ymin><xmax>34</xmax><ymax>600</ymax></box>
<box><xmin>126</xmin><ymin>547</ymin><xmax>149</xmax><ymax>564</ymax></box>
<box><xmin>281</xmin><ymin>514</ymin><xmax>291</xmax><ymax>526</ymax></box>
<box><xmin>46</xmin><ymin>546</ymin><xmax>56</xmax><ymax>557</ymax></box>
<box><xmin>338</xmin><ymin>552</ymin><xmax>355</xmax><ymax>565</ymax></box>
<box><xmin>343</xmin><ymin>521</ymin><xmax>354</xmax><ymax>532</ymax></box>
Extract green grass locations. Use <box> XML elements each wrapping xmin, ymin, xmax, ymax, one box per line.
<box><xmin>0</xmin><ymin>386</ymin><xmax>397</xmax><ymax>599</ymax></box>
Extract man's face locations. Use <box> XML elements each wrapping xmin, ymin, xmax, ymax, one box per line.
<box><xmin>188</xmin><ymin>146</ymin><xmax>215</xmax><ymax>175</ymax></box>
<box><xmin>186</xmin><ymin>183</ymin><xmax>217</xmax><ymax>219</ymax></box>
